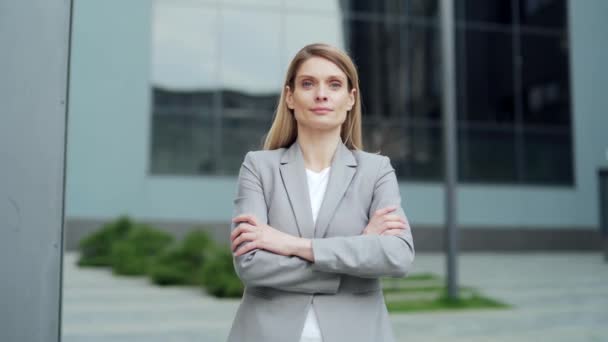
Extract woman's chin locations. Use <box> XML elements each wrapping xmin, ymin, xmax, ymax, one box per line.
<box><xmin>303</xmin><ymin>120</ymin><xmax>343</xmax><ymax>133</ymax></box>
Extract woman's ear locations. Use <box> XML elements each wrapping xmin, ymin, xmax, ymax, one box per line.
<box><xmin>348</xmin><ymin>88</ymin><xmax>356</xmax><ymax>111</ymax></box>
<box><xmin>285</xmin><ymin>85</ymin><xmax>294</xmax><ymax>110</ymax></box>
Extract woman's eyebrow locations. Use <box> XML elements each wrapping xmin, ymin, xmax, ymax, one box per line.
<box><xmin>296</xmin><ymin>74</ymin><xmax>346</xmax><ymax>81</ymax></box>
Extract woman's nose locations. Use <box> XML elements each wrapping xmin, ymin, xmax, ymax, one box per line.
<box><xmin>315</xmin><ymin>87</ymin><xmax>328</xmax><ymax>101</ymax></box>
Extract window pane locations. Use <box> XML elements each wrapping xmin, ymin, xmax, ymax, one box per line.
<box><xmin>520</xmin><ymin>33</ymin><xmax>570</xmax><ymax>126</ymax></box>
<box><xmin>220</xmin><ymin>116</ymin><xmax>271</xmax><ymax>174</ymax></box>
<box><xmin>219</xmin><ymin>9</ymin><xmax>281</xmax><ymax>175</ymax></box>
<box><xmin>405</xmin><ymin>0</ymin><xmax>438</xmax><ymax>18</ymax></box>
<box><xmin>284</xmin><ymin>0</ymin><xmax>342</xmax><ymax>13</ymax></box>
<box><xmin>362</xmin><ymin>118</ymin><xmax>409</xmax><ymax>175</ymax></box>
<box><xmin>347</xmin><ymin>19</ymin><xmax>407</xmax><ymax>119</ymax></box>
<box><xmin>408</xmin><ymin>23</ymin><xmax>441</xmax><ymax>122</ymax></box>
<box><xmin>151</xmin><ymin>3</ymin><xmax>218</xmax><ymax>90</ymax></box>
<box><xmin>347</xmin><ymin>0</ymin><xmax>437</xmax><ymax>17</ymax></box>
<box><xmin>405</xmin><ymin>123</ymin><xmax>443</xmax><ymax>180</ymax></box>
<box><xmin>285</xmin><ymin>0</ymin><xmax>437</xmax><ymax>17</ymax></box>
<box><xmin>150</xmin><ymin>3</ymin><xmax>219</xmax><ymax>175</ymax></box>
<box><xmin>522</xmin><ymin>130</ymin><xmax>572</xmax><ymax>184</ymax></box>
<box><xmin>220</xmin><ymin>9</ymin><xmax>282</xmax><ymax>108</ymax></box>
<box><xmin>519</xmin><ymin>0</ymin><xmax>566</xmax><ymax>29</ymax></box>
<box><xmin>456</xmin><ymin>0</ymin><xmax>514</xmax><ymax>25</ymax></box>
<box><xmin>363</xmin><ymin>120</ymin><xmax>443</xmax><ymax>181</ymax></box>
<box><xmin>458</xmin><ymin>29</ymin><xmax>515</xmax><ymax>123</ymax></box>
<box><xmin>284</xmin><ymin>13</ymin><xmax>346</xmax><ymax>63</ymax></box>
<box><xmin>458</xmin><ymin>126</ymin><xmax>518</xmax><ymax>182</ymax></box>
<box><xmin>219</xmin><ymin>0</ymin><xmax>282</xmax><ymax>9</ymax></box>
<box><xmin>151</xmin><ymin>108</ymin><xmax>215</xmax><ymax>174</ymax></box>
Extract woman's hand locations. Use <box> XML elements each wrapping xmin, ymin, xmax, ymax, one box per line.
<box><xmin>230</xmin><ymin>214</ymin><xmax>300</xmax><ymax>257</ymax></box>
<box><xmin>363</xmin><ymin>205</ymin><xmax>409</xmax><ymax>236</ymax></box>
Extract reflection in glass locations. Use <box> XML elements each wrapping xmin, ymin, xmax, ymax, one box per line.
<box><xmin>520</xmin><ymin>33</ymin><xmax>570</xmax><ymax>126</ymax></box>
<box><xmin>456</xmin><ymin>0</ymin><xmax>513</xmax><ymax>25</ymax></box>
<box><xmin>285</xmin><ymin>0</ymin><xmax>437</xmax><ymax>17</ymax></box>
<box><xmin>522</xmin><ymin>129</ymin><xmax>572</xmax><ymax>184</ymax></box>
<box><xmin>363</xmin><ymin>120</ymin><xmax>443</xmax><ymax>181</ymax></box>
<box><xmin>284</xmin><ymin>0</ymin><xmax>342</xmax><ymax>13</ymax></box>
<box><xmin>148</xmin><ymin>0</ymin><xmax>573</xmax><ymax>185</ymax></box>
<box><xmin>219</xmin><ymin>0</ymin><xmax>282</xmax><ymax>9</ymax></box>
<box><xmin>151</xmin><ymin>100</ymin><xmax>215</xmax><ymax>174</ymax></box>
<box><xmin>458</xmin><ymin>29</ymin><xmax>515</xmax><ymax>123</ymax></box>
<box><xmin>220</xmin><ymin>116</ymin><xmax>272</xmax><ymax>174</ymax></box>
<box><xmin>152</xmin><ymin>3</ymin><xmax>218</xmax><ymax>90</ymax></box>
<box><xmin>220</xmin><ymin>9</ymin><xmax>282</xmax><ymax>95</ymax></box>
<box><xmin>348</xmin><ymin>19</ymin><xmax>407</xmax><ymax>119</ymax></box>
<box><xmin>151</xmin><ymin>3</ymin><xmax>219</xmax><ymax>175</ymax></box>
<box><xmin>519</xmin><ymin>0</ymin><xmax>566</xmax><ymax>29</ymax></box>
<box><xmin>458</xmin><ymin>126</ymin><xmax>518</xmax><ymax>182</ymax></box>
<box><xmin>218</xmin><ymin>9</ymin><xmax>282</xmax><ymax>175</ymax></box>
<box><xmin>284</xmin><ymin>12</ymin><xmax>346</xmax><ymax>65</ymax></box>
<box><xmin>408</xmin><ymin>23</ymin><xmax>441</xmax><ymax>122</ymax></box>
<box><xmin>405</xmin><ymin>123</ymin><xmax>443</xmax><ymax>180</ymax></box>
<box><xmin>405</xmin><ymin>0</ymin><xmax>438</xmax><ymax>18</ymax></box>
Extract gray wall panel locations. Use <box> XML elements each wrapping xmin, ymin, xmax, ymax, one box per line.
<box><xmin>0</xmin><ymin>1</ymin><xmax>71</xmax><ymax>341</ymax></box>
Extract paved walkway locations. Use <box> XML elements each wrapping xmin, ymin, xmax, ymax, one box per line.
<box><xmin>62</xmin><ymin>252</ymin><xmax>608</xmax><ymax>341</ymax></box>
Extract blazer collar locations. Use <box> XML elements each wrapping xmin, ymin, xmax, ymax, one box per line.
<box><xmin>279</xmin><ymin>140</ymin><xmax>358</xmax><ymax>239</ymax></box>
<box><xmin>280</xmin><ymin>139</ymin><xmax>358</xmax><ymax>167</ymax></box>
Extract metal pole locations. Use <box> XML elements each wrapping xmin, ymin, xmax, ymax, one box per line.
<box><xmin>439</xmin><ymin>0</ymin><xmax>459</xmax><ymax>300</ymax></box>
<box><xmin>599</xmin><ymin>168</ymin><xmax>608</xmax><ymax>262</ymax></box>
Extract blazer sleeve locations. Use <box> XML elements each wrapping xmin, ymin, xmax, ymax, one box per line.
<box><xmin>231</xmin><ymin>152</ymin><xmax>341</xmax><ymax>294</ymax></box>
<box><xmin>310</xmin><ymin>156</ymin><xmax>415</xmax><ymax>278</ymax></box>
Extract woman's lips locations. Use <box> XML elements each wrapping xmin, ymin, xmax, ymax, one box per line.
<box><xmin>310</xmin><ymin>107</ymin><xmax>332</xmax><ymax>114</ymax></box>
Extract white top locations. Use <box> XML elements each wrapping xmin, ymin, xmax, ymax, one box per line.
<box><xmin>299</xmin><ymin>166</ymin><xmax>331</xmax><ymax>341</ymax></box>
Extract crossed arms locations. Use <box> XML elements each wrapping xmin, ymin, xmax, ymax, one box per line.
<box><xmin>230</xmin><ymin>152</ymin><xmax>415</xmax><ymax>294</ymax></box>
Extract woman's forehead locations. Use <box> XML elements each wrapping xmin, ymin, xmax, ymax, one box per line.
<box><xmin>296</xmin><ymin>57</ymin><xmax>347</xmax><ymax>80</ymax></box>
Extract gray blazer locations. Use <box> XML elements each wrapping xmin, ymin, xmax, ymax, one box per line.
<box><xmin>227</xmin><ymin>140</ymin><xmax>415</xmax><ymax>342</ymax></box>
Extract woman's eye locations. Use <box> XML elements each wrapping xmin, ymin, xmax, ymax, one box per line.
<box><xmin>330</xmin><ymin>82</ymin><xmax>342</xmax><ymax>89</ymax></box>
<box><xmin>301</xmin><ymin>81</ymin><xmax>313</xmax><ymax>88</ymax></box>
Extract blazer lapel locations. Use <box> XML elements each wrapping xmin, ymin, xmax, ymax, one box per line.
<box><xmin>279</xmin><ymin>140</ymin><xmax>358</xmax><ymax>240</ymax></box>
<box><xmin>279</xmin><ymin>141</ymin><xmax>315</xmax><ymax>239</ymax></box>
<box><xmin>314</xmin><ymin>142</ymin><xmax>357</xmax><ymax>238</ymax></box>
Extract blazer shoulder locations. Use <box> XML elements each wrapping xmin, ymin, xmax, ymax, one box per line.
<box><xmin>242</xmin><ymin>148</ymin><xmax>285</xmax><ymax>168</ymax></box>
<box><xmin>352</xmin><ymin>149</ymin><xmax>391</xmax><ymax>167</ymax></box>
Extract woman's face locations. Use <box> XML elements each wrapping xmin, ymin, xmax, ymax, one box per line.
<box><xmin>286</xmin><ymin>56</ymin><xmax>356</xmax><ymax>133</ymax></box>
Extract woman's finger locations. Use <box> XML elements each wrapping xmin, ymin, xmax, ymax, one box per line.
<box><xmin>234</xmin><ymin>240</ymin><xmax>258</xmax><ymax>257</ymax></box>
<box><xmin>373</xmin><ymin>205</ymin><xmax>397</xmax><ymax>218</ymax></box>
<box><xmin>231</xmin><ymin>232</ymin><xmax>256</xmax><ymax>252</ymax></box>
<box><xmin>381</xmin><ymin>228</ymin><xmax>404</xmax><ymax>236</ymax></box>
<box><xmin>383</xmin><ymin>214</ymin><xmax>405</xmax><ymax>223</ymax></box>
<box><xmin>381</xmin><ymin>221</ymin><xmax>406</xmax><ymax>233</ymax></box>
<box><xmin>232</xmin><ymin>214</ymin><xmax>258</xmax><ymax>226</ymax></box>
<box><xmin>230</xmin><ymin>223</ymin><xmax>254</xmax><ymax>241</ymax></box>
<box><xmin>231</xmin><ymin>232</ymin><xmax>255</xmax><ymax>251</ymax></box>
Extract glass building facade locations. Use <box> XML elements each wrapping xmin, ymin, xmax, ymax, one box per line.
<box><xmin>150</xmin><ymin>0</ymin><xmax>571</xmax><ymax>185</ymax></box>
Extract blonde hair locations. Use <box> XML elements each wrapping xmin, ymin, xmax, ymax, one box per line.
<box><xmin>262</xmin><ymin>43</ymin><xmax>363</xmax><ymax>150</ymax></box>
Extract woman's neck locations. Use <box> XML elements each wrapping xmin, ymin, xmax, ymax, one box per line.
<box><xmin>296</xmin><ymin>128</ymin><xmax>341</xmax><ymax>172</ymax></box>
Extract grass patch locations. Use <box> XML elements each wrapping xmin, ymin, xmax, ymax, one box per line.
<box><xmin>383</xmin><ymin>285</ymin><xmax>475</xmax><ymax>294</ymax></box>
<box><xmin>398</xmin><ymin>273</ymin><xmax>439</xmax><ymax>281</ymax></box>
<box><xmin>382</xmin><ymin>273</ymin><xmax>510</xmax><ymax>313</ymax></box>
<box><xmin>386</xmin><ymin>292</ymin><xmax>509</xmax><ymax>313</ymax></box>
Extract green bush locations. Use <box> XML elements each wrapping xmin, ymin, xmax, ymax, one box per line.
<box><xmin>77</xmin><ymin>216</ymin><xmax>134</xmax><ymax>267</ymax></box>
<box><xmin>148</xmin><ymin>230</ymin><xmax>214</xmax><ymax>286</ymax></box>
<box><xmin>181</xmin><ymin>229</ymin><xmax>214</xmax><ymax>261</ymax></box>
<box><xmin>79</xmin><ymin>218</ymin><xmax>244</xmax><ymax>299</ymax></box>
<box><xmin>111</xmin><ymin>225</ymin><xmax>173</xmax><ymax>276</ymax></box>
<box><xmin>200</xmin><ymin>246</ymin><xmax>243</xmax><ymax>298</ymax></box>
<box><xmin>148</xmin><ymin>247</ymin><xmax>191</xmax><ymax>285</ymax></box>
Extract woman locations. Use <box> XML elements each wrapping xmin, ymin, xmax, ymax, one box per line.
<box><xmin>227</xmin><ymin>43</ymin><xmax>414</xmax><ymax>342</ymax></box>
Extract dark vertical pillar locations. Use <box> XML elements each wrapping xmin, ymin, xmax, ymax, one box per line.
<box><xmin>0</xmin><ymin>1</ymin><xmax>72</xmax><ymax>341</ymax></box>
